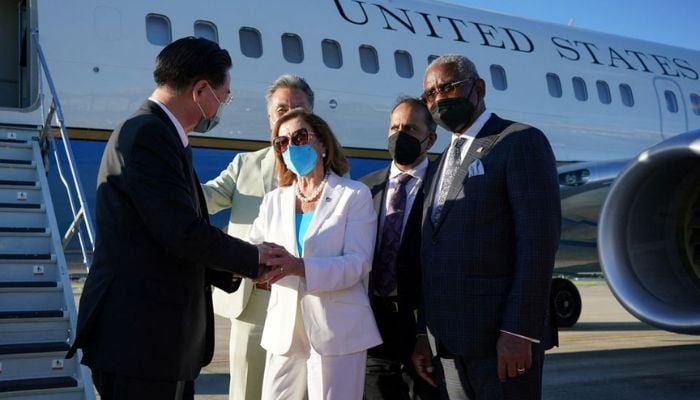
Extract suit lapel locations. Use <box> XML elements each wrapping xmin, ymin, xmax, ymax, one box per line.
<box><xmin>144</xmin><ymin>100</ymin><xmax>203</xmax><ymax>219</ymax></box>
<box><xmin>368</xmin><ymin>167</ymin><xmax>390</xmax><ymax>217</ymax></box>
<box><xmin>433</xmin><ymin>115</ymin><xmax>505</xmax><ymax>229</ymax></box>
<box><xmin>261</xmin><ymin>147</ymin><xmax>277</xmax><ymax>193</ymax></box>
<box><xmin>279</xmin><ymin>185</ymin><xmax>299</xmax><ymax>256</ymax></box>
<box><xmin>193</xmin><ymin>169</ymin><xmax>209</xmax><ymax>222</ymax></box>
<box><xmin>424</xmin><ymin>144</ymin><xmax>447</xmax><ymax>227</ymax></box>
<box><xmin>303</xmin><ymin>173</ymin><xmax>343</xmax><ymax>249</ymax></box>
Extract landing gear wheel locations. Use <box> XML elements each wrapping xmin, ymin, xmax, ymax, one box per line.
<box><xmin>551</xmin><ymin>277</ymin><xmax>582</xmax><ymax>328</ymax></box>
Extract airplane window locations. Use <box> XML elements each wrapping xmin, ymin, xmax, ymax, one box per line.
<box><xmin>194</xmin><ymin>20</ymin><xmax>218</xmax><ymax>43</ymax></box>
<box><xmin>359</xmin><ymin>45</ymin><xmax>379</xmax><ymax>74</ymax></box>
<box><xmin>145</xmin><ymin>14</ymin><xmax>171</xmax><ymax>46</ymax></box>
<box><xmin>395</xmin><ymin>50</ymin><xmax>413</xmax><ymax>79</ymax></box>
<box><xmin>572</xmin><ymin>77</ymin><xmax>588</xmax><ymax>101</ymax></box>
<box><xmin>546</xmin><ymin>73</ymin><xmax>562</xmax><ymax>98</ymax></box>
<box><xmin>691</xmin><ymin>93</ymin><xmax>700</xmax><ymax>116</ymax></box>
<box><xmin>282</xmin><ymin>33</ymin><xmax>304</xmax><ymax>64</ymax></box>
<box><xmin>664</xmin><ymin>90</ymin><xmax>679</xmax><ymax>113</ymax></box>
<box><xmin>490</xmin><ymin>65</ymin><xmax>507</xmax><ymax>91</ymax></box>
<box><xmin>322</xmin><ymin>39</ymin><xmax>342</xmax><ymax>69</ymax></box>
<box><xmin>620</xmin><ymin>84</ymin><xmax>634</xmax><ymax>107</ymax></box>
<box><xmin>596</xmin><ymin>80</ymin><xmax>611</xmax><ymax>104</ymax></box>
<box><xmin>239</xmin><ymin>27</ymin><xmax>262</xmax><ymax>58</ymax></box>
<box><xmin>428</xmin><ymin>55</ymin><xmax>439</xmax><ymax>64</ymax></box>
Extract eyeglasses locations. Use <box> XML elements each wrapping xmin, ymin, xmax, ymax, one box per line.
<box><xmin>421</xmin><ymin>79</ymin><xmax>471</xmax><ymax>103</ymax></box>
<box><xmin>207</xmin><ymin>84</ymin><xmax>233</xmax><ymax>106</ymax></box>
<box><xmin>273</xmin><ymin>128</ymin><xmax>315</xmax><ymax>153</ymax></box>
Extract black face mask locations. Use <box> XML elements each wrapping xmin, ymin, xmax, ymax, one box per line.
<box><xmin>429</xmin><ymin>83</ymin><xmax>478</xmax><ymax>133</ymax></box>
<box><xmin>388</xmin><ymin>131</ymin><xmax>429</xmax><ymax>166</ymax></box>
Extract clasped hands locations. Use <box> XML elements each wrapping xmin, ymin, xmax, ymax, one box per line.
<box><xmin>255</xmin><ymin>242</ymin><xmax>305</xmax><ymax>284</ymax></box>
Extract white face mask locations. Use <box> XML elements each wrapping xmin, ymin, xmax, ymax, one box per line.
<box><xmin>194</xmin><ymin>85</ymin><xmax>227</xmax><ymax>133</ymax></box>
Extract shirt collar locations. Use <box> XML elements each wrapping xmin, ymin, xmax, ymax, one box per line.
<box><xmin>389</xmin><ymin>156</ymin><xmax>429</xmax><ymax>181</ymax></box>
<box><xmin>149</xmin><ymin>97</ymin><xmax>189</xmax><ymax>148</ymax></box>
<box><xmin>453</xmin><ymin>109</ymin><xmax>492</xmax><ymax>143</ymax></box>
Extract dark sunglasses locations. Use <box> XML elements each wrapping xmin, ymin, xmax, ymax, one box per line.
<box><xmin>273</xmin><ymin>128</ymin><xmax>315</xmax><ymax>153</ymax></box>
<box><xmin>421</xmin><ymin>78</ymin><xmax>471</xmax><ymax>103</ymax></box>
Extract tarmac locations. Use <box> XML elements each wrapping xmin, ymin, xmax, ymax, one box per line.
<box><xmin>72</xmin><ymin>279</ymin><xmax>700</xmax><ymax>399</ymax></box>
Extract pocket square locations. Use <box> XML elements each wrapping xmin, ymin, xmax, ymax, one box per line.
<box><xmin>468</xmin><ymin>159</ymin><xmax>485</xmax><ymax>177</ymax></box>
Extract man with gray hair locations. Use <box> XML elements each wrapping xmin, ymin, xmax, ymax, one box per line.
<box><xmin>201</xmin><ymin>74</ymin><xmax>314</xmax><ymax>400</ymax></box>
<box><xmin>412</xmin><ymin>54</ymin><xmax>560</xmax><ymax>399</ymax></box>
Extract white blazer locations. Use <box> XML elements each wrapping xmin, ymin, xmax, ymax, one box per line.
<box><xmin>248</xmin><ymin>173</ymin><xmax>382</xmax><ymax>356</ymax></box>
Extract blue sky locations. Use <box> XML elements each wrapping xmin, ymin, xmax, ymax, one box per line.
<box><xmin>443</xmin><ymin>0</ymin><xmax>698</xmax><ymax>51</ymax></box>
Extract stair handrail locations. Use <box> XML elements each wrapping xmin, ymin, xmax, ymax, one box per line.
<box><xmin>32</xmin><ymin>29</ymin><xmax>95</xmax><ymax>267</ymax></box>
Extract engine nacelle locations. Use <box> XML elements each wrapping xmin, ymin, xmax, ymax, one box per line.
<box><xmin>599</xmin><ymin>129</ymin><xmax>700</xmax><ymax>334</ymax></box>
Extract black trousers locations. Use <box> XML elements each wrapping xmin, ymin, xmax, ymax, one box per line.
<box><xmin>365</xmin><ymin>297</ymin><xmax>439</xmax><ymax>400</ymax></box>
<box><xmin>91</xmin><ymin>369</ymin><xmax>194</xmax><ymax>400</ymax></box>
<box><xmin>438</xmin><ymin>342</ymin><xmax>546</xmax><ymax>400</ymax></box>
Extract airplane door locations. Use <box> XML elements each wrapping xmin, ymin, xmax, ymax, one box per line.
<box><xmin>653</xmin><ymin>77</ymin><xmax>688</xmax><ymax>139</ymax></box>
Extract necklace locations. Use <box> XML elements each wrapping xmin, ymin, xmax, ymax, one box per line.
<box><xmin>295</xmin><ymin>173</ymin><xmax>329</xmax><ymax>203</ymax></box>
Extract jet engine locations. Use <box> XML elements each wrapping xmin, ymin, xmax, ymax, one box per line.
<box><xmin>599</xmin><ymin>129</ymin><xmax>700</xmax><ymax>334</ymax></box>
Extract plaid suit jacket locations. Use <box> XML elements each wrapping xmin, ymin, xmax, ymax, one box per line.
<box><xmin>420</xmin><ymin>113</ymin><xmax>561</xmax><ymax>358</ymax></box>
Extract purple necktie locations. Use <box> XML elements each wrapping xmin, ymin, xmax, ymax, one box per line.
<box><xmin>374</xmin><ymin>173</ymin><xmax>412</xmax><ymax>296</ymax></box>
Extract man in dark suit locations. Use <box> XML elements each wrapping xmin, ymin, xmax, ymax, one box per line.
<box><xmin>361</xmin><ymin>97</ymin><xmax>439</xmax><ymax>400</ymax></box>
<box><xmin>66</xmin><ymin>37</ymin><xmax>274</xmax><ymax>400</ymax></box>
<box><xmin>412</xmin><ymin>54</ymin><xmax>561</xmax><ymax>400</ymax></box>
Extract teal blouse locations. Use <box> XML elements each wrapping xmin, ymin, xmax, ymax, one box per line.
<box><xmin>295</xmin><ymin>211</ymin><xmax>314</xmax><ymax>255</ymax></box>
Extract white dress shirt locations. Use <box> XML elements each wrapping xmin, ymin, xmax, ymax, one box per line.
<box><xmin>378</xmin><ymin>156</ymin><xmax>429</xmax><ymax>242</ymax></box>
<box><xmin>149</xmin><ymin>97</ymin><xmax>189</xmax><ymax>148</ymax></box>
<box><xmin>432</xmin><ymin>110</ymin><xmax>492</xmax><ymax>207</ymax></box>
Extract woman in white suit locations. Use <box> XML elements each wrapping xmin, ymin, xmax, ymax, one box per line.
<box><xmin>249</xmin><ymin>108</ymin><xmax>382</xmax><ymax>400</ymax></box>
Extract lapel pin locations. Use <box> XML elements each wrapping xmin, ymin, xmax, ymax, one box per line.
<box><xmin>476</xmin><ymin>147</ymin><xmax>484</xmax><ymax>153</ymax></box>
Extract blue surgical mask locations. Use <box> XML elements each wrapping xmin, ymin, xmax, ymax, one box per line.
<box><xmin>282</xmin><ymin>144</ymin><xmax>318</xmax><ymax>177</ymax></box>
<box><xmin>193</xmin><ymin>85</ymin><xmax>226</xmax><ymax>133</ymax></box>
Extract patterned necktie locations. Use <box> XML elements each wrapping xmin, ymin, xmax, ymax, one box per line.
<box><xmin>432</xmin><ymin>137</ymin><xmax>466</xmax><ymax>224</ymax></box>
<box><xmin>374</xmin><ymin>173</ymin><xmax>413</xmax><ymax>296</ymax></box>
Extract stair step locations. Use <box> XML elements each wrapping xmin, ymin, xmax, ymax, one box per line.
<box><xmin>0</xmin><ymin>179</ymin><xmax>35</xmax><ymax>187</ymax></box>
<box><xmin>0</xmin><ymin>159</ymin><xmax>32</xmax><ymax>166</ymax></box>
<box><xmin>0</xmin><ymin>262</ymin><xmax>58</xmax><ymax>283</ymax></box>
<box><xmin>0</xmin><ymin>342</ymin><xmax>70</xmax><ymax>356</ymax></box>
<box><xmin>0</xmin><ymin>351</ymin><xmax>77</xmax><ymax>383</ymax></box>
<box><xmin>0</xmin><ymin>128</ymin><xmax>40</xmax><ymax>140</ymax></box>
<box><xmin>0</xmin><ymin>210</ymin><xmax>48</xmax><ymax>229</ymax></box>
<box><xmin>0</xmin><ymin>147</ymin><xmax>33</xmax><ymax>163</ymax></box>
<box><xmin>0</xmin><ymin>189</ymin><xmax>42</xmax><ymax>207</ymax></box>
<box><xmin>0</xmin><ymin>386</ymin><xmax>86</xmax><ymax>400</ymax></box>
<box><xmin>0</xmin><ymin>376</ymin><xmax>78</xmax><ymax>394</ymax></box>
<box><xmin>0</xmin><ymin>286</ymin><xmax>63</xmax><ymax>313</ymax></box>
<box><xmin>0</xmin><ymin>254</ymin><xmax>55</xmax><ymax>265</ymax></box>
<box><xmin>0</xmin><ymin>282</ymin><xmax>57</xmax><ymax>289</ymax></box>
<box><xmin>0</xmin><ymin>254</ymin><xmax>51</xmax><ymax>260</ymax></box>
<box><xmin>0</xmin><ymin>314</ymin><xmax>69</xmax><ymax>345</ymax></box>
<box><xmin>0</xmin><ymin>138</ymin><xmax>28</xmax><ymax>145</ymax></box>
<box><xmin>0</xmin><ymin>310</ymin><xmax>64</xmax><ymax>319</ymax></box>
<box><xmin>0</xmin><ymin>227</ymin><xmax>47</xmax><ymax>233</ymax></box>
<box><xmin>0</xmin><ymin>202</ymin><xmax>41</xmax><ymax>209</ymax></box>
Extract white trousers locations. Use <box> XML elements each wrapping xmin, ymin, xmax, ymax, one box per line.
<box><xmin>228</xmin><ymin>288</ymin><xmax>270</xmax><ymax>400</ymax></box>
<box><xmin>261</xmin><ymin>303</ymin><xmax>367</xmax><ymax>400</ymax></box>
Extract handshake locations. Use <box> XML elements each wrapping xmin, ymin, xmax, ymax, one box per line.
<box><xmin>254</xmin><ymin>242</ymin><xmax>304</xmax><ymax>284</ymax></box>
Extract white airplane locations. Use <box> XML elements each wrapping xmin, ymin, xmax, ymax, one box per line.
<box><xmin>1</xmin><ymin>0</ymin><xmax>699</xmax><ymax>334</ymax></box>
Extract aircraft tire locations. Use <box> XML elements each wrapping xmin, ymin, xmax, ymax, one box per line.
<box><xmin>551</xmin><ymin>277</ymin><xmax>582</xmax><ymax>328</ymax></box>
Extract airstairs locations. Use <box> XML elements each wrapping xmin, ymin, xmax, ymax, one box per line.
<box><xmin>0</xmin><ymin>29</ymin><xmax>96</xmax><ymax>400</ymax></box>
<box><xmin>0</xmin><ymin>126</ymin><xmax>94</xmax><ymax>400</ymax></box>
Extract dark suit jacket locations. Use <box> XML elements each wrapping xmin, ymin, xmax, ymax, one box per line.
<box><xmin>361</xmin><ymin>162</ymin><xmax>433</xmax><ymax>357</ymax></box>
<box><xmin>421</xmin><ymin>113</ymin><xmax>561</xmax><ymax>358</ymax></box>
<box><xmin>67</xmin><ymin>101</ymin><xmax>259</xmax><ymax>381</ymax></box>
